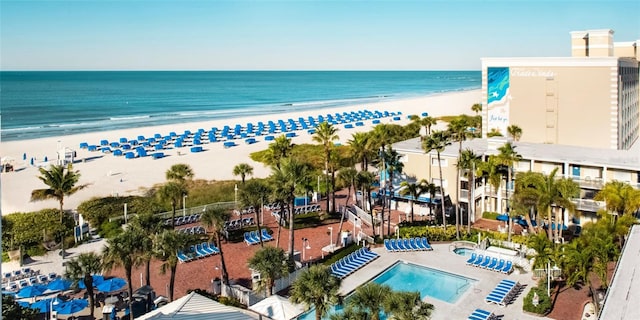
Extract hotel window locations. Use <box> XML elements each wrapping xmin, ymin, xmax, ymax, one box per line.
<box><xmin>432</xmin><ymin>178</ymin><xmax>448</xmax><ymax>189</ymax></box>
<box><xmin>431</xmin><ymin>158</ymin><xmax>448</xmax><ymax>167</ymax></box>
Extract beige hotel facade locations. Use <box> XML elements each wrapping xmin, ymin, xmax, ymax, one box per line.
<box><xmin>389</xmin><ymin>29</ymin><xmax>639</xmax><ymax>225</ymax></box>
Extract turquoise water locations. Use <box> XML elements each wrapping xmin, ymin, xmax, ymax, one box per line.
<box><xmin>0</xmin><ymin>71</ymin><xmax>480</xmax><ymax>141</ymax></box>
<box><xmin>297</xmin><ymin>262</ymin><xmax>477</xmax><ymax>319</ymax></box>
<box><xmin>454</xmin><ymin>248</ymin><xmax>475</xmax><ymax>256</ymax></box>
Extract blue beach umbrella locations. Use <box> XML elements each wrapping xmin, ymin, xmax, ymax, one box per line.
<box><xmin>44</xmin><ymin>278</ymin><xmax>71</xmax><ymax>294</ymax></box>
<box><xmin>30</xmin><ymin>158</ymin><xmax>34</xmax><ymax>166</ymax></box>
<box><xmin>30</xmin><ymin>297</ymin><xmax>64</xmax><ymax>313</ymax></box>
<box><xmin>22</xmin><ymin>153</ymin><xmax>26</xmax><ymax>160</ymax></box>
<box><xmin>78</xmin><ymin>274</ymin><xmax>105</xmax><ymax>289</ymax></box>
<box><xmin>44</xmin><ymin>156</ymin><xmax>48</xmax><ymax>162</ymax></box>
<box><xmin>54</xmin><ymin>298</ymin><xmax>88</xmax><ymax>315</ymax></box>
<box><xmin>16</xmin><ymin>285</ymin><xmax>46</xmax><ymax>298</ymax></box>
<box><xmin>18</xmin><ymin>300</ymin><xmax>31</xmax><ymax>308</ymax></box>
<box><xmin>96</xmin><ymin>278</ymin><xmax>126</xmax><ymax>293</ymax></box>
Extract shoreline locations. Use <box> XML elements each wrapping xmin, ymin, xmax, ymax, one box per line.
<box><xmin>1</xmin><ymin>89</ymin><xmax>481</xmax><ymax>215</ymax></box>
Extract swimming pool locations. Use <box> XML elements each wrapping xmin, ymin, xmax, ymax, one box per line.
<box><xmin>297</xmin><ymin>261</ymin><xmax>477</xmax><ymax>319</ymax></box>
<box><xmin>453</xmin><ymin>247</ymin><xmax>475</xmax><ymax>256</ymax></box>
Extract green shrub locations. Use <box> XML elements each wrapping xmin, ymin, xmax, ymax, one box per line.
<box><xmin>77</xmin><ymin>195</ymin><xmax>160</xmax><ymax>228</ymax></box>
<box><xmin>482</xmin><ymin>212</ymin><xmax>500</xmax><ymax>220</ymax></box>
<box><xmin>523</xmin><ymin>284</ymin><xmax>551</xmax><ymax>315</ymax></box>
<box><xmin>25</xmin><ymin>246</ymin><xmax>46</xmax><ymax>258</ymax></box>
<box><xmin>2</xmin><ymin>209</ymin><xmax>73</xmax><ymax>255</ymax></box>
<box><xmin>322</xmin><ymin>243</ymin><xmax>361</xmax><ymax>265</ymax></box>
<box><xmin>398</xmin><ymin>225</ymin><xmax>469</xmax><ymax>241</ymax></box>
<box><xmin>100</xmin><ymin>221</ymin><xmax>123</xmax><ymax>239</ymax></box>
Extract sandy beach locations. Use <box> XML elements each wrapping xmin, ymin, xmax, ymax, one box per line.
<box><xmin>1</xmin><ymin>89</ymin><xmax>480</xmax><ymax>215</ymax></box>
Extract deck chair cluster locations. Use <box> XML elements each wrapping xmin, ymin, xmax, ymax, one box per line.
<box><xmin>165</xmin><ymin>214</ymin><xmax>202</xmax><ymax>226</ymax></box>
<box><xmin>384</xmin><ymin>237</ymin><xmax>433</xmax><ymax>252</ymax></box>
<box><xmin>176</xmin><ymin>226</ymin><xmax>205</xmax><ymax>235</ymax></box>
<box><xmin>484</xmin><ymin>279</ymin><xmax>522</xmax><ymax>307</ymax></box>
<box><xmin>330</xmin><ymin>248</ymin><xmax>379</xmax><ymax>279</ymax></box>
<box><xmin>177</xmin><ymin>242</ymin><xmax>220</xmax><ymax>263</ymax></box>
<box><xmin>465</xmin><ymin>253</ymin><xmax>513</xmax><ymax>274</ymax></box>
<box><xmin>244</xmin><ymin>229</ymin><xmax>274</xmax><ymax>245</ymax></box>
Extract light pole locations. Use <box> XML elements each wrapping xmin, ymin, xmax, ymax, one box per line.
<box><xmin>301</xmin><ymin>238</ymin><xmax>311</xmax><ymax>263</ymax></box>
<box><xmin>328</xmin><ymin>227</ymin><xmax>333</xmax><ymax>247</ymax></box>
<box><xmin>234</xmin><ymin>184</ymin><xmax>238</xmax><ymax>208</ymax></box>
<box><xmin>182</xmin><ymin>194</ymin><xmax>188</xmax><ymax>217</ymax></box>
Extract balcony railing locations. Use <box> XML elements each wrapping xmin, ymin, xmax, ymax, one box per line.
<box><xmin>567</xmin><ymin>176</ymin><xmax>604</xmax><ymax>189</ymax></box>
<box><xmin>571</xmin><ymin>198</ymin><xmax>605</xmax><ymax>212</ymax></box>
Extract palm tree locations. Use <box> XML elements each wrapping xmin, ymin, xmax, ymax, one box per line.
<box><xmin>153</xmin><ymin>229</ymin><xmax>199</xmax><ymax>301</ymax></box>
<box><xmin>270</xmin><ymin>157</ymin><xmax>311</xmax><ymax>260</ymax></box>
<box><xmin>157</xmin><ymin>181</ymin><xmax>186</xmax><ymax>228</ymax></box>
<box><xmin>337</xmin><ymin>167</ymin><xmax>358</xmax><ymax>240</ymax></box>
<box><xmin>165</xmin><ymin>163</ymin><xmax>194</xmax><ymax>183</ymax></box>
<box><xmin>413</xmin><ymin>116</ymin><xmax>437</xmax><ymax>136</ymax></box>
<box><xmin>506</xmin><ymin>125</ymin><xmax>523</xmax><ymax>141</ymax></box>
<box><xmin>527</xmin><ymin>231</ymin><xmax>554</xmax><ymax>269</ymax></box>
<box><xmin>383</xmin><ymin>291</ymin><xmax>434</xmax><ymax>320</ymax></box>
<box><xmin>31</xmin><ymin>164</ymin><xmax>89</xmax><ymax>258</ymax></box>
<box><xmin>247</xmin><ymin>246</ymin><xmax>289</xmax><ymax>296</ymax></box>
<box><xmin>594</xmin><ymin>181</ymin><xmax>640</xmax><ymax>216</ymax></box>
<box><xmin>239</xmin><ymin>179</ymin><xmax>272</xmax><ymax>247</ymax></box>
<box><xmin>399</xmin><ymin>181</ymin><xmax>425</xmax><ymax>223</ymax></box>
<box><xmin>102</xmin><ymin>228</ymin><xmax>144</xmax><ymax>312</ymax></box>
<box><xmin>65</xmin><ymin>252</ymin><xmax>102</xmax><ymax>317</ymax></box>
<box><xmin>346</xmin><ymin>282</ymin><xmax>392</xmax><ymax>320</ymax></box>
<box><xmin>290</xmin><ymin>265</ymin><xmax>342</xmax><ymax>320</ymax></box>
<box><xmin>381</xmin><ymin>146</ymin><xmax>404</xmax><ymax>235</ymax></box>
<box><xmin>355</xmin><ymin>170</ymin><xmax>377</xmax><ymax>239</ymax></box>
<box><xmin>476</xmin><ymin>156</ymin><xmax>503</xmax><ymax>214</ymax></box>
<box><xmin>266</xmin><ymin>134</ymin><xmax>293</xmax><ymax>168</ymax></box>
<box><xmin>422</xmin><ymin>130</ymin><xmax>451</xmax><ymax>228</ymax></box>
<box><xmin>348</xmin><ymin>132</ymin><xmax>371</xmax><ymax>171</ymax></box>
<box><xmin>471</xmin><ymin>103</ymin><xmax>482</xmax><ymax>115</ymax></box>
<box><xmin>423</xmin><ymin>182</ymin><xmax>439</xmax><ymax>219</ymax></box>
<box><xmin>458</xmin><ymin>149</ymin><xmax>480</xmax><ymax>232</ymax></box>
<box><xmin>201</xmin><ymin>206</ymin><xmax>231</xmax><ymax>285</ymax></box>
<box><xmin>512</xmin><ymin>175</ymin><xmax>540</xmax><ymax>235</ymax></box>
<box><xmin>232</xmin><ymin>163</ymin><xmax>254</xmax><ymax>184</ymax></box>
<box><xmin>516</xmin><ymin>168</ymin><xmax>580</xmax><ymax>242</ymax></box>
<box><xmin>130</xmin><ymin>212</ymin><xmax>166</xmax><ymax>287</ymax></box>
<box><xmin>313</xmin><ymin>121</ymin><xmax>339</xmax><ymax>214</ymax></box>
<box><xmin>449</xmin><ymin>117</ymin><xmax>472</xmax><ymax>239</ymax></box>
<box><xmin>497</xmin><ymin>142</ymin><xmax>522</xmax><ymax>242</ymax></box>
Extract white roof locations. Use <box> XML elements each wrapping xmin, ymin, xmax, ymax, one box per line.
<box><xmin>599</xmin><ymin>225</ymin><xmax>640</xmax><ymax>320</ymax></box>
<box><xmin>249</xmin><ymin>295</ymin><xmax>305</xmax><ymax>320</ymax></box>
<box><xmin>136</xmin><ymin>292</ymin><xmax>263</xmax><ymax>320</ymax></box>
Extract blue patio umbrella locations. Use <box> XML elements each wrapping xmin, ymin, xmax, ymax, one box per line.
<box><xmin>18</xmin><ymin>300</ymin><xmax>31</xmax><ymax>308</ymax></box>
<box><xmin>78</xmin><ymin>275</ymin><xmax>105</xmax><ymax>289</ymax></box>
<box><xmin>22</xmin><ymin>153</ymin><xmax>26</xmax><ymax>160</ymax></box>
<box><xmin>96</xmin><ymin>278</ymin><xmax>126</xmax><ymax>293</ymax></box>
<box><xmin>16</xmin><ymin>284</ymin><xmax>47</xmax><ymax>298</ymax></box>
<box><xmin>44</xmin><ymin>278</ymin><xmax>71</xmax><ymax>294</ymax></box>
<box><xmin>30</xmin><ymin>297</ymin><xmax>64</xmax><ymax>313</ymax></box>
<box><xmin>44</xmin><ymin>156</ymin><xmax>48</xmax><ymax>162</ymax></box>
<box><xmin>54</xmin><ymin>298</ymin><xmax>88</xmax><ymax>315</ymax></box>
<box><xmin>30</xmin><ymin>158</ymin><xmax>34</xmax><ymax>166</ymax></box>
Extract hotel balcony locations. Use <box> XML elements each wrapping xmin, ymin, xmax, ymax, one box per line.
<box><xmin>571</xmin><ymin>198</ymin><xmax>606</xmax><ymax>212</ymax></box>
<box><xmin>567</xmin><ymin>176</ymin><xmax>604</xmax><ymax>190</ymax></box>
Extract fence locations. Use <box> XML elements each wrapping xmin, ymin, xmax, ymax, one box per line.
<box><xmin>272</xmin><ymin>265</ymin><xmax>308</xmax><ymax>294</ymax></box>
<box><xmin>221</xmin><ymin>283</ymin><xmax>263</xmax><ymax>306</ymax></box>
<box><xmin>109</xmin><ymin>201</ymin><xmax>236</xmax><ymax>222</ymax></box>
<box><xmin>352</xmin><ymin>205</ymin><xmax>373</xmax><ymax>226</ymax></box>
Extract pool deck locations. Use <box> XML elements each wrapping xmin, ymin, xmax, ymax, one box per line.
<box><xmin>339</xmin><ymin>243</ymin><xmax>553</xmax><ymax>320</ymax></box>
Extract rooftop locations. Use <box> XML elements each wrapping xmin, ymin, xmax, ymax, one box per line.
<box><xmin>393</xmin><ymin>137</ymin><xmax>640</xmax><ymax>172</ymax></box>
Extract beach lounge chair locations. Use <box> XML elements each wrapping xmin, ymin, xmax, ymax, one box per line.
<box><xmin>177</xmin><ymin>251</ymin><xmax>191</xmax><ymax>263</ymax></box>
<box><xmin>384</xmin><ymin>239</ymin><xmax>395</xmax><ymax>252</ymax></box>
<box><xmin>493</xmin><ymin>259</ymin><xmax>505</xmax><ymax>272</ymax></box>
<box><xmin>421</xmin><ymin>237</ymin><xmax>433</xmax><ymax>250</ymax></box>
<box><xmin>396</xmin><ymin>239</ymin><xmax>408</xmax><ymax>251</ymax></box>
<box><xmin>195</xmin><ymin>244</ymin><xmax>209</xmax><ymax>258</ymax></box>
<box><xmin>468</xmin><ymin>308</ymin><xmax>494</xmax><ymax>320</ymax></box>
<box><xmin>330</xmin><ymin>265</ymin><xmax>349</xmax><ymax>278</ymax></box>
<box><xmin>486</xmin><ymin>257</ymin><xmax>498</xmax><ymax>270</ymax></box>
<box><xmin>407</xmin><ymin>238</ymin><xmax>419</xmax><ymax>251</ymax></box>
<box><xmin>206</xmin><ymin>243</ymin><xmax>220</xmax><ymax>254</ymax></box>
<box><xmin>359</xmin><ymin>248</ymin><xmax>378</xmax><ymax>260</ymax></box>
<box><xmin>501</xmin><ymin>261</ymin><xmax>513</xmax><ymax>274</ymax></box>
<box><xmin>471</xmin><ymin>255</ymin><xmax>484</xmax><ymax>267</ymax></box>
<box><xmin>244</xmin><ymin>232</ymin><xmax>258</xmax><ymax>245</ymax></box>
<box><xmin>466</xmin><ymin>252</ymin><xmax>478</xmax><ymax>265</ymax></box>
<box><xmin>478</xmin><ymin>256</ymin><xmax>492</xmax><ymax>268</ymax></box>
<box><xmin>485</xmin><ymin>291</ymin><xmax>509</xmax><ymax>307</ymax></box>
<box><xmin>390</xmin><ymin>239</ymin><xmax>402</xmax><ymax>252</ymax></box>
<box><xmin>260</xmin><ymin>229</ymin><xmax>274</xmax><ymax>241</ymax></box>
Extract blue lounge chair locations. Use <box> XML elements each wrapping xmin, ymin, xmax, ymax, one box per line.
<box><xmin>384</xmin><ymin>239</ymin><xmax>395</xmax><ymax>252</ymax></box>
<box><xmin>500</xmin><ymin>279</ymin><xmax>518</xmax><ymax>287</ymax></box>
<box><xmin>354</xmin><ymin>250</ymin><xmax>373</xmax><ymax>264</ymax></box>
<box><xmin>401</xmin><ymin>239</ymin><xmax>414</xmax><ymax>251</ymax></box>
<box><xmin>195</xmin><ymin>244</ymin><xmax>209</xmax><ymax>257</ymax></box>
<box><xmin>250</xmin><ymin>231</ymin><xmax>261</xmax><ymax>243</ymax></box>
<box><xmin>260</xmin><ymin>229</ymin><xmax>274</xmax><ymax>241</ymax></box>
<box><xmin>421</xmin><ymin>237</ymin><xmax>433</xmax><ymax>250</ymax></box>
<box><xmin>485</xmin><ymin>292</ymin><xmax>508</xmax><ymax>307</ymax></box>
<box><xmin>493</xmin><ymin>259</ymin><xmax>505</xmax><ymax>272</ymax></box>
<box><xmin>359</xmin><ymin>248</ymin><xmax>378</xmax><ymax>260</ymax></box>
<box><xmin>200</xmin><ymin>243</ymin><xmax>215</xmax><ymax>255</ymax></box>
<box><xmin>466</xmin><ymin>252</ymin><xmax>478</xmax><ymax>265</ymax></box>
<box><xmin>244</xmin><ymin>232</ymin><xmax>258</xmax><ymax>245</ymax></box>
<box><xmin>396</xmin><ymin>239</ymin><xmax>407</xmax><ymax>251</ymax></box>
<box><xmin>177</xmin><ymin>251</ymin><xmax>191</xmax><ymax>263</ymax></box>
<box><xmin>330</xmin><ymin>265</ymin><xmax>349</xmax><ymax>278</ymax></box>
<box><xmin>347</xmin><ymin>254</ymin><xmax>367</xmax><ymax>267</ymax></box>
<box><xmin>501</xmin><ymin>261</ymin><xmax>513</xmax><ymax>274</ymax></box>
<box><xmin>472</xmin><ymin>254</ymin><xmax>484</xmax><ymax>266</ymax></box>
<box><xmin>479</xmin><ymin>256</ymin><xmax>492</xmax><ymax>268</ymax></box>
<box><xmin>407</xmin><ymin>238</ymin><xmax>420</xmax><ymax>251</ymax></box>
<box><xmin>486</xmin><ymin>257</ymin><xmax>498</xmax><ymax>270</ymax></box>
<box><xmin>337</xmin><ymin>260</ymin><xmax>357</xmax><ymax>273</ymax></box>
<box><xmin>203</xmin><ymin>243</ymin><xmax>218</xmax><ymax>255</ymax></box>
<box><xmin>468</xmin><ymin>308</ymin><xmax>494</xmax><ymax>320</ymax></box>
<box><xmin>390</xmin><ymin>239</ymin><xmax>402</xmax><ymax>252</ymax></box>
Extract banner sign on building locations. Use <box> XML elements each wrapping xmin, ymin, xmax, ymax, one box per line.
<box><xmin>487</xmin><ymin>67</ymin><xmax>510</xmax><ymax>136</ymax></box>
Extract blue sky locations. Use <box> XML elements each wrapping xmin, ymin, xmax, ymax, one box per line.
<box><xmin>1</xmin><ymin>0</ymin><xmax>638</xmax><ymax>70</ymax></box>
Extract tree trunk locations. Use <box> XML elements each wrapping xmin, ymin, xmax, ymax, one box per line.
<box><xmin>456</xmin><ymin>142</ymin><xmax>462</xmax><ymax>240</ymax></box>
<box><xmin>217</xmin><ymin>232</ymin><xmax>230</xmax><ymax>285</ymax></box>
<box><xmin>171</xmin><ymin>202</ymin><xmax>176</xmax><ymax>229</ymax></box>
<box><xmin>437</xmin><ymin>152</ymin><xmax>447</xmax><ymax>228</ymax></box>
<box><xmin>524</xmin><ymin>206</ymin><xmax>536</xmax><ymax>234</ymax></box>
<box><xmin>169</xmin><ymin>265</ymin><xmax>176</xmax><ymax>301</ymax></box>
<box><xmin>145</xmin><ymin>258</ymin><xmax>151</xmax><ymax>286</ymax></box>
<box><xmin>288</xmin><ymin>200</ymin><xmax>295</xmax><ymax>261</ymax></box>
<box><xmin>410</xmin><ymin>199</ymin><xmax>415</xmax><ymax>223</ymax></box>
<box><xmin>85</xmin><ymin>273</ymin><xmax>95</xmax><ymax>319</ymax></box>
<box><xmin>387</xmin><ymin>173</ymin><xmax>393</xmax><ymax>237</ymax></box>
<box><xmin>256</xmin><ymin>206</ymin><xmax>264</xmax><ymax>247</ymax></box>
<box><xmin>468</xmin><ymin>170</ymin><xmax>475</xmax><ymax>233</ymax></box>
<box><xmin>126</xmin><ymin>267</ymin><xmax>134</xmax><ymax>314</ymax></box>
<box><xmin>331</xmin><ymin>169</ymin><xmax>337</xmax><ymax>214</ymax></box>
<box><xmin>507</xmin><ymin>169</ymin><xmax>512</xmax><ymax>242</ymax></box>
<box><xmin>325</xmin><ymin>159</ymin><xmax>330</xmax><ymax>214</ymax></box>
<box><xmin>367</xmin><ymin>188</ymin><xmax>376</xmax><ymax>239</ymax></box>
<box><xmin>276</xmin><ymin>201</ymin><xmax>284</xmax><ymax>249</ymax></box>
<box><xmin>59</xmin><ymin>200</ymin><xmax>66</xmax><ymax>259</ymax></box>
<box><xmin>547</xmin><ymin>207</ymin><xmax>553</xmax><ymax>242</ymax></box>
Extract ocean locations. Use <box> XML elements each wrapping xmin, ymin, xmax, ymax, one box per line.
<box><xmin>0</xmin><ymin>71</ymin><xmax>480</xmax><ymax>141</ymax></box>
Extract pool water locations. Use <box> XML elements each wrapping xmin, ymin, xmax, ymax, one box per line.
<box><xmin>297</xmin><ymin>262</ymin><xmax>477</xmax><ymax>319</ymax></box>
<box><xmin>453</xmin><ymin>247</ymin><xmax>475</xmax><ymax>256</ymax></box>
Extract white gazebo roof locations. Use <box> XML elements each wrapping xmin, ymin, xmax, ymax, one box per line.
<box><xmin>249</xmin><ymin>295</ymin><xmax>305</xmax><ymax>320</ymax></box>
<box><xmin>136</xmin><ymin>292</ymin><xmax>264</xmax><ymax>320</ymax></box>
